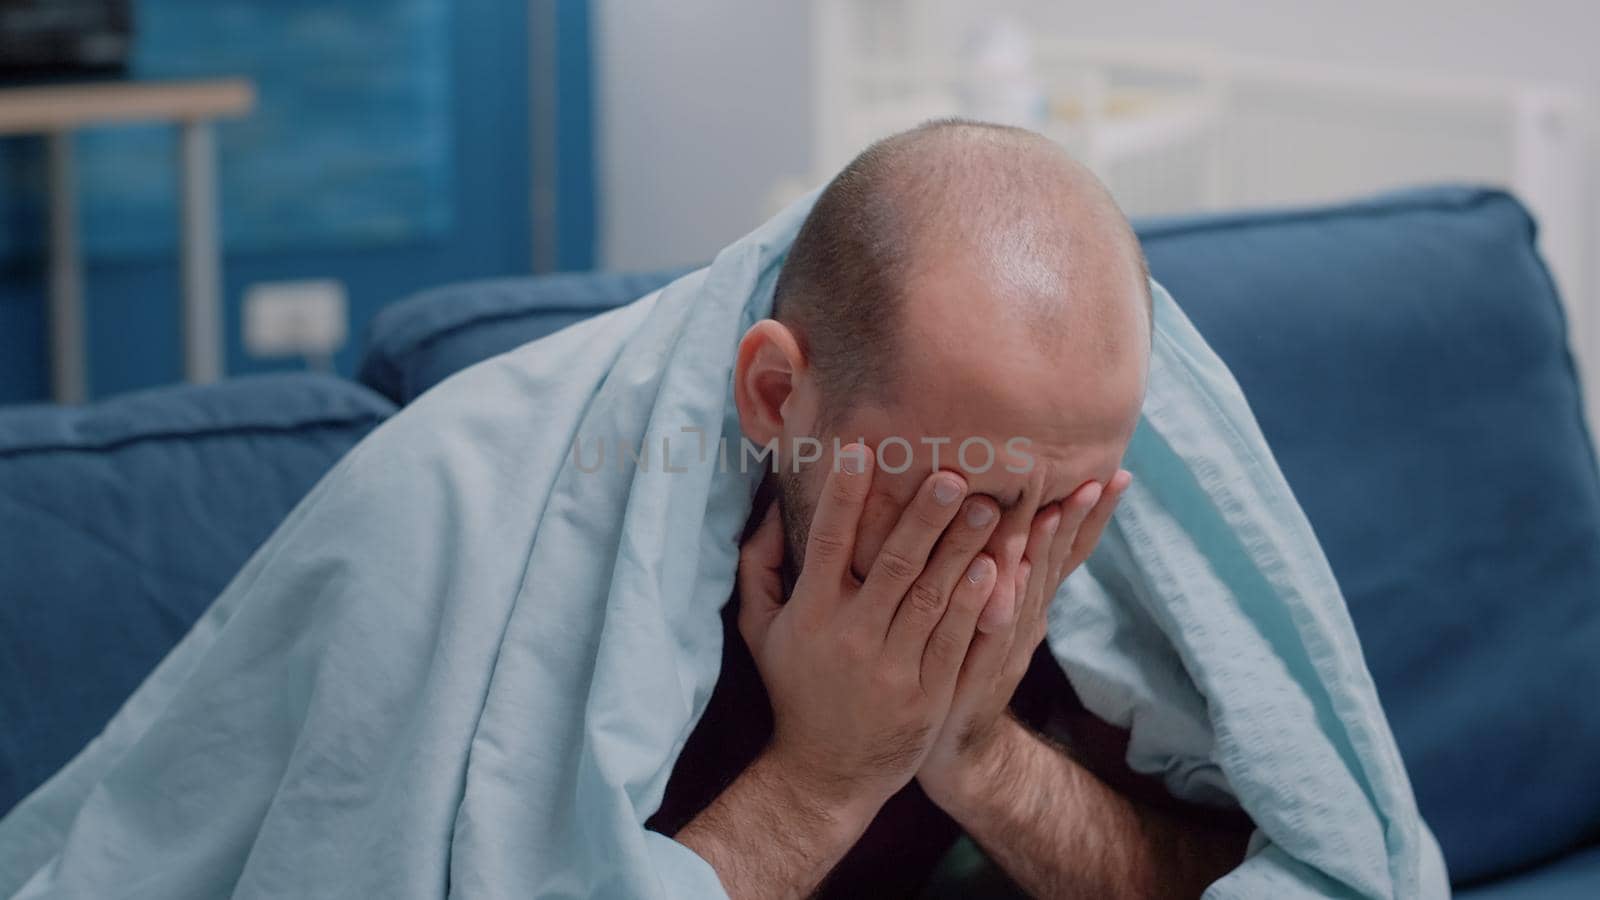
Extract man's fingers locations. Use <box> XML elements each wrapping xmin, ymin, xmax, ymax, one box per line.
<box><xmin>794</xmin><ymin>443</ymin><xmax>874</xmax><ymax>599</ymax></box>
<box><xmin>737</xmin><ymin>503</ymin><xmax>786</xmax><ymax>650</ymax></box>
<box><xmin>1010</xmin><ymin>504</ymin><xmax>1063</xmax><ymax>633</ymax></box>
<box><xmin>979</xmin><ymin>499</ymin><xmax>1056</xmax><ymax>634</ymax></box>
<box><xmin>858</xmin><ymin>470</ymin><xmax>968</xmax><ymax>633</ymax></box>
<box><xmin>1067</xmin><ymin>468</ymin><xmax>1132</xmax><ymax>570</ymax></box>
<box><xmin>1048</xmin><ymin>480</ymin><xmax>1104</xmax><ymax>583</ymax></box>
<box><xmin>919</xmin><ymin>553</ymin><xmax>996</xmax><ymax>693</ymax></box>
<box><xmin>884</xmin><ymin>495</ymin><xmax>1000</xmax><ymax>668</ymax></box>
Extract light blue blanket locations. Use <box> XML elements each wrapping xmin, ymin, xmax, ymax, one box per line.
<box><xmin>0</xmin><ymin>196</ymin><xmax>1447</xmax><ymax>898</ymax></box>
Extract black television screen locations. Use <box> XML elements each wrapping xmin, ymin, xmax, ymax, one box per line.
<box><xmin>0</xmin><ymin>0</ymin><xmax>131</xmax><ymax>79</ymax></box>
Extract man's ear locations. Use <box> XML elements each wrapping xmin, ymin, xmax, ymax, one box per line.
<box><xmin>734</xmin><ymin>319</ymin><xmax>808</xmax><ymax>447</ymax></box>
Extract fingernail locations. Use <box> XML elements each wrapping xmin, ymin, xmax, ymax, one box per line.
<box><xmin>1047</xmin><ymin>511</ymin><xmax>1062</xmax><ymax>536</ymax></box>
<box><xmin>933</xmin><ymin>476</ymin><xmax>962</xmax><ymax>506</ymax></box>
<box><xmin>1082</xmin><ymin>481</ymin><xmax>1104</xmax><ymax>507</ymax></box>
<box><xmin>966</xmin><ymin>501</ymin><xmax>994</xmax><ymax>528</ymax></box>
<box><xmin>840</xmin><ymin>450</ymin><xmax>865</xmax><ymax>474</ymax></box>
<box><xmin>966</xmin><ymin>557</ymin><xmax>991</xmax><ymax>583</ymax></box>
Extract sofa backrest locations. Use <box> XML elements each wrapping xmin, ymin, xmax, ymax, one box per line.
<box><xmin>357</xmin><ymin>268</ymin><xmax>695</xmax><ymax>405</ymax></box>
<box><xmin>0</xmin><ymin>374</ymin><xmax>393</xmax><ymax>815</ymax></box>
<box><xmin>356</xmin><ymin>186</ymin><xmax>1600</xmax><ymax>883</ymax></box>
<box><xmin>1144</xmin><ymin>187</ymin><xmax>1600</xmax><ymax>882</ymax></box>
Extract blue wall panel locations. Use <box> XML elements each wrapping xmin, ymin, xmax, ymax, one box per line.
<box><xmin>0</xmin><ymin>0</ymin><xmax>455</xmax><ymax>260</ymax></box>
<box><xmin>0</xmin><ymin>0</ymin><xmax>595</xmax><ymax>404</ymax></box>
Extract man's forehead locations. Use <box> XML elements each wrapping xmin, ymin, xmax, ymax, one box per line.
<box><xmin>876</xmin><ymin>326</ymin><xmax>1144</xmax><ymax>467</ymax></box>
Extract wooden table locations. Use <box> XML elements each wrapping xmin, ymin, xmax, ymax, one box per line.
<box><xmin>0</xmin><ymin>79</ymin><xmax>254</xmax><ymax>403</ymax></box>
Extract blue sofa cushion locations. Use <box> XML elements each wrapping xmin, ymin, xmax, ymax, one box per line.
<box><xmin>1143</xmin><ymin>187</ymin><xmax>1600</xmax><ymax>882</ymax></box>
<box><xmin>1456</xmin><ymin>843</ymin><xmax>1600</xmax><ymax>899</ymax></box>
<box><xmin>357</xmin><ymin>268</ymin><xmax>693</xmax><ymax>404</ymax></box>
<box><xmin>0</xmin><ymin>373</ymin><xmax>393</xmax><ymax>815</ymax></box>
<box><xmin>349</xmin><ymin>186</ymin><xmax>1600</xmax><ymax>884</ymax></box>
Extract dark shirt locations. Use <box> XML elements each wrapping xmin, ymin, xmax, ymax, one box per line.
<box><xmin>647</xmin><ymin>595</ymin><xmax>1114</xmax><ymax>898</ymax></box>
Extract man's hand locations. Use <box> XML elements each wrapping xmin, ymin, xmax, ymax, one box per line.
<box><xmin>917</xmin><ymin>469</ymin><xmax>1132</xmax><ymax>807</ymax></box>
<box><xmin>677</xmin><ymin>446</ymin><xmax>1001</xmax><ymax>897</ymax></box>
<box><xmin>741</xmin><ymin>445</ymin><xmax>1003</xmax><ymax>814</ymax></box>
<box><xmin>910</xmin><ymin>468</ymin><xmax>1249</xmax><ymax>899</ymax></box>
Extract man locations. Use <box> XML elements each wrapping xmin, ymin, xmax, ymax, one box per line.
<box><xmin>649</xmin><ymin>121</ymin><xmax>1254</xmax><ymax>896</ymax></box>
<box><xmin>0</xmin><ymin>94</ymin><xmax>1444</xmax><ymax>894</ymax></box>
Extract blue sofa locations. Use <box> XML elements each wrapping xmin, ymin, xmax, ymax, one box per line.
<box><xmin>3</xmin><ymin>187</ymin><xmax>1598</xmax><ymax>897</ymax></box>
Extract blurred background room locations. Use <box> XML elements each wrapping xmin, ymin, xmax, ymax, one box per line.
<box><xmin>600</xmin><ymin>0</ymin><xmax>1600</xmax><ymax>429</ymax></box>
<box><xmin>0</xmin><ymin>0</ymin><xmax>591</xmax><ymax>405</ymax></box>
<box><xmin>2</xmin><ymin>0</ymin><xmax>1598</xmax><ymax>416</ymax></box>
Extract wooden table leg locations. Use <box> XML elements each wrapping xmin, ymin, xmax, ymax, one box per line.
<box><xmin>46</xmin><ymin>130</ymin><xmax>87</xmax><ymax>404</ymax></box>
<box><xmin>179</xmin><ymin>119</ymin><xmax>222</xmax><ymax>384</ymax></box>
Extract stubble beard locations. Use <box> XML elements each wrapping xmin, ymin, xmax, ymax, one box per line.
<box><xmin>775</xmin><ymin>466</ymin><xmax>815</xmax><ymax>600</ymax></box>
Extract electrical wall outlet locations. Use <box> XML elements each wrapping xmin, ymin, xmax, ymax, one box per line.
<box><xmin>243</xmin><ymin>279</ymin><xmax>348</xmax><ymax>359</ymax></box>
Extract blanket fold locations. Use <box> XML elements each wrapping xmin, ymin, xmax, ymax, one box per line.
<box><xmin>0</xmin><ymin>195</ymin><xmax>1446</xmax><ymax>898</ymax></box>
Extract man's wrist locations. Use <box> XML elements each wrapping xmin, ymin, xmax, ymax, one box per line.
<box><xmin>922</xmin><ymin>714</ymin><xmax>1035</xmax><ymax>820</ymax></box>
<box><xmin>751</xmin><ymin>745</ymin><xmax>885</xmax><ymax>842</ymax></box>
<box><xmin>675</xmin><ymin>747</ymin><xmax>888</xmax><ymax>898</ymax></box>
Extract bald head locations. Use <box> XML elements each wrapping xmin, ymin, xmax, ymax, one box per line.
<box><xmin>772</xmin><ymin>118</ymin><xmax>1150</xmax><ymax>424</ymax></box>
<box><xmin>738</xmin><ymin>119</ymin><xmax>1150</xmax><ymax>595</ymax></box>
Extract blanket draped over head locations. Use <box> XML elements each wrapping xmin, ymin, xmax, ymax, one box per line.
<box><xmin>0</xmin><ymin>195</ymin><xmax>1447</xmax><ymax>898</ymax></box>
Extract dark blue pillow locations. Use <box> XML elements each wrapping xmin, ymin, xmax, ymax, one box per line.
<box><xmin>357</xmin><ymin>269</ymin><xmax>692</xmax><ymax>404</ymax></box>
<box><xmin>1145</xmin><ymin>187</ymin><xmax>1600</xmax><ymax>883</ymax></box>
<box><xmin>0</xmin><ymin>373</ymin><xmax>393</xmax><ymax>815</ymax></box>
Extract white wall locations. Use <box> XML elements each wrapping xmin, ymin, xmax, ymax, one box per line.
<box><xmin>593</xmin><ymin>0</ymin><xmax>1600</xmax><ymax>270</ymax></box>
<box><xmin>982</xmin><ymin>0</ymin><xmax>1600</xmax><ymax>87</ymax></box>
<box><xmin>594</xmin><ymin>0</ymin><xmax>811</xmax><ymax>270</ymax></box>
